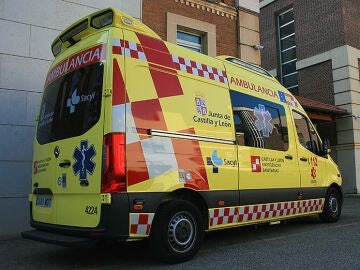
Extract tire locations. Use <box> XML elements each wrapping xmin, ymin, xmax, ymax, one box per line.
<box><xmin>149</xmin><ymin>200</ymin><xmax>204</xmax><ymax>263</ymax></box>
<box><xmin>319</xmin><ymin>187</ymin><xmax>342</xmax><ymax>222</ymax></box>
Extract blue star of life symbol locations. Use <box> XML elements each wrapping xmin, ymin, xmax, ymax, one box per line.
<box><xmin>254</xmin><ymin>104</ymin><xmax>273</xmax><ymax>138</ymax></box>
<box><xmin>73</xmin><ymin>140</ymin><xmax>96</xmax><ymax>185</ymax></box>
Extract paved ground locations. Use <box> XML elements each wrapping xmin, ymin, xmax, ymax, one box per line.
<box><xmin>1</xmin><ymin>195</ymin><xmax>359</xmax><ymax>269</ymax></box>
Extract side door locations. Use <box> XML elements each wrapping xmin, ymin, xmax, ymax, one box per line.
<box><xmin>231</xmin><ymin>91</ymin><xmax>301</xmax><ymax>205</ymax></box>
<box><xmin>291</xmin><ymin>110</ymin><xmax>327</xmax><ymax>198</ymax></box>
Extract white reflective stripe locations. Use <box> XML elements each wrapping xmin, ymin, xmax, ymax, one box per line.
<box><xmin>172</xmin><ymin>54</ymin><xmax>179</xmax><ymax>63</ymax></box>
<box><xmin>112</xmin><ymin>104</ymin><xmax>125</xmax><ymax>132</ymax></box>
<box><xmin>180</xmin><ymin>63</ymin><xmax>187</xmax><ymax>72</ymax></box>
<box><xmin>140</xmin><ymin>137</ymin><xmax>178</xmax><ymax>179</ymax></box>
<box><xmin>129</xmin><ymin>41</ymin><xmax>137</xmax><ymax>50</ymax></box>
<box><xmin>192</xmin><ymin>67</ymin><xmax>199</xmax><ymax>76</ymax></box>
<box><xmin>138</xmin><ymin>52</ymin><xmax>147</xmax><ymax>61</ymax></box>
<box><xmin>125</xmin><ymin>103</ymin><xmax>140</xmax><ymax>144</ymax></box>
<box><xmin>113</xmin><ymin>38</ymin><xmax>121</xmax><ymax>47</ymax></box>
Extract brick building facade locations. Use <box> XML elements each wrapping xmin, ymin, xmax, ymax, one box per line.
<box><xmin>143</xmin><ymin>0</ymin><xmax>237</xmax><ymax>57</ymax></box>
<box><xmin>260</xmin><ymin>0</ymin><xmax>360</xmax><ymax>193</ymax></box>
<box><xmin>142</xmin><ymin>0</ymin><xmax>261</xmax><ymax>64</ymax></box>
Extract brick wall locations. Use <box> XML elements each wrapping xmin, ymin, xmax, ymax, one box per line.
<box><xmin>343</xmin><ymin>0</ymin><xmax>360</xmax><ymax>50</ymax></box>
<box><xmin>260</xmin><ymin>0</ymin><xmax>346</xmax><ymax>69</ymax></box>
<box><xmin>298</xmin><ymin>60</ymin><xmax>334</xmax><ymax>105</ymax></box>
<box><xmin>142</xmin><ymin>0</ymin><xmax>237</xmax><ymax>57</ymax></box>
<box><xmin>295</xmin><ymin>0</ymin><xmax>344</xmax><ymax>60</ymax></box>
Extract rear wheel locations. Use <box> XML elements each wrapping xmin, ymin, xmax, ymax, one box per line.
<box><xmin>319</xmin><ymin>187</ymin><xmax>342</xmax><ymax>222</ymax></box>
<box><xmin>149</xmin><ymin>200</ymin><xmax>204</xmax><ymax>263</ymax></box>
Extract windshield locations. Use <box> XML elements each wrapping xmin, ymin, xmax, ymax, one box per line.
<box><xmin>37</xmin><ymin>62</ymin><xmax>104</xmax><ymax>144</ymax></box>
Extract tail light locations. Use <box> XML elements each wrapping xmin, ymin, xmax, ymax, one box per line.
<box><xmin>102</xmin><ymin>133</ymin><xmax>126</xmax><ymax>193</ymax></box>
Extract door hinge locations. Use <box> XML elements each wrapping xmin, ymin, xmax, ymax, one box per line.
<box><xmin>104</xmin><ymin>88</ymin><xmax>112</xmax><ymax>97</ymax></box>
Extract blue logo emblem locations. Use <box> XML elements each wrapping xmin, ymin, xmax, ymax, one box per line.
<box><xmin>207</xmin><ymin>150</ymin><xmax>223</xmax><ymax>173</ymax></box>
<box><xmin>73</xmin><ymin>140</ymin><xmax>96</xmax><ymax>186</ymax></box>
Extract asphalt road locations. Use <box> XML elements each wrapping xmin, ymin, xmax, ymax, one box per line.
<box><xmin>1</xmin><ymin>196</ymin><xmax>359</xmax><ymax>270</ymax></box>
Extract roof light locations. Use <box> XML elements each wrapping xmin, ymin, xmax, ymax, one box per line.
<box><xmin>51</xmin><ymin>39</ymin><xmax>62</xmax><ymax>56</ymax></box>
<box><xmin>122</xmin><ymin>17</ymin><xmax>133</xmax><ymax>26</ymax></box>
<box><xmin>91</xmin><ymin>10</ymin><xmax>113</xmax><ymax>29</ymax></box>
<box><xmin>60</xmin><ymin>19</ymin><xmax>88</xmax><ymax>45</ymax></box>
<box><xmin>226</xmin><ymin>57</ymin><xmax>272</xmax><ymax>77</ymax></box>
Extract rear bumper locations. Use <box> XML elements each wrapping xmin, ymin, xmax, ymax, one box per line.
<box><xmin>25</xmin><ymin>193</ymin><xmax>131</xmax><ymax>245</ymax></box>
<box><xmin>22</xmin><ymin>230</ymin><xmax>98</xmax><ymax>247</ymax></box>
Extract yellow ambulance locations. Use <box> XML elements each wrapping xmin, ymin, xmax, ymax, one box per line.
<box><xmin>22</xmin><ymin>8</ymin><xmax>343</xmax><ymax>263</ymax></box>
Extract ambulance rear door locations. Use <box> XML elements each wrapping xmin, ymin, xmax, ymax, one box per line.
<box><xmin>32</xmin><ymin>32</ymin><xmax>110</xmax><ymax>228</ymax></box>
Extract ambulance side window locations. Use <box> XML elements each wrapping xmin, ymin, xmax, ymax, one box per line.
<box><xmin>292</xmin><ymin>111</ymin><xmax>321</xmax><ymax>155</ymax></box>
<box><xmin>230</xmin><ymin>91</ymin><xmax>288</xmax><ymax>151</ymax></box>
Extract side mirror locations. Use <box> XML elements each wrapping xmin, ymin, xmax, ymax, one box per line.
<box><xmin>321</xmin><ymin>138</ymin><xmax>331</xmax><ymax>155</ymax></box>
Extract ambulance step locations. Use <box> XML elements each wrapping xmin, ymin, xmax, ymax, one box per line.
<box><xmin>22</xmin><ymin>230</ymin><xmax>97</xmax><ymax>248</ymax></box>
<box><xmin>269</xmin><ymin>221</ymin><xmax>281</xmax><ymax>225</ymax></box>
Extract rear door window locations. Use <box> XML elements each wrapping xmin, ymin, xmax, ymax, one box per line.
<box><xmin>37</xmin><ymin>62</ymin><xmax>104</xmax><ymax>144</ymax></box>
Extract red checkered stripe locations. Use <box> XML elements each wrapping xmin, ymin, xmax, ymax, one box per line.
<box><xmin>112</xmin><ymin>38</ymin><xmax>228</xmax><ymax>85</ymax></box>
<box><xmin>113</xmin><ymin>38</ymin><xmax>147</xmax><ymax>61</ymax></box>
<box><xmin>172</xmin><ymin>54</ymin><xmax>228</xmax><ymax>84</ymax></box>
<box><xmin>130</xmin><ymin>213</ymin><xmax>154</xmax><ymax>236</ymax></box>
<box><xmin>209</xmin><ymin>198</ymin><xmax>324</xmax><ymax>227</ymax></box>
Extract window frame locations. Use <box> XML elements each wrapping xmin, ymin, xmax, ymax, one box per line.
<box><xmin>292</xmin><ymin>110</ymin><xmax>323</xmax><ymax>156</ymax></box>
<box><xmin>166</xmin><ymin>12</ymin><xmax>216</xmax><ymax>56</ymax></box>
<box><xmin>277</xmin><ymin>8</ymin><xmax>298</xmax><ymax>94</ymax></box>
<box><xmin>176</xmin><ymin>30</ymin><xmax>204</xmax><ymax>53</ymax></box>
<box><xmin>36</xmin><ymin>62</ymin><xmax>104</xmax><ymax>145</ymax></box>
<box><xmin>231</xmin><ymin>91</ymin><xmax>289</xmax><ymax>151</ymax></box>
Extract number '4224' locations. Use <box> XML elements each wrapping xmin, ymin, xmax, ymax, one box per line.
<box><xmin>85</xmin><ymin>205</ymin><xmax>98</xmax><ymax>215</ymax></box>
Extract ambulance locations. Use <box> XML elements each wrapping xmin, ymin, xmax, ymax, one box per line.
<box><xmin>22</xmin><ymin>8</ymin><xmax>343</xmax><ymax>263</ymax></box>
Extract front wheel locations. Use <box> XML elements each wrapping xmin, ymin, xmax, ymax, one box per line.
<box><xmin>319</xmin><ymin>187</ymin><xmax>342</xmax><ymax>222</ymax></box>
<box><xmin>149</xmin><ymin>200</ymin><xmax>204</xmax><ymax>263</ymax></box>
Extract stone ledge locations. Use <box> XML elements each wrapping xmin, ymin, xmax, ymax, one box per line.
<box><xmin>174</xmin><ymin>0</ymin><xmax>237</xmax><ymax>20</ymax></box>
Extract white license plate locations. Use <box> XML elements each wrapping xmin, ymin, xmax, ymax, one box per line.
<box><xmin>36</xmin><ymin>196</ymin><xmax>52</xmax><ymax>208</ymax></box>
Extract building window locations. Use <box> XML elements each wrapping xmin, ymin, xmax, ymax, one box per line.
<box><xmin>176</xmin><ymin>31</ymin><xmax>203</xmax><ymax>53</ymax></box>
<box><xmin>277</xmin><ymin>8</ymin><xmax>298</xmax><ymax>94</ymax></box>
<box><xmin>166</xmin><ymin>12</ymin><xmax>216</xmax><ymax>56</ymax></box>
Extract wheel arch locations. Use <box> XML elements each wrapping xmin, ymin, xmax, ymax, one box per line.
<box><xmin>154</xmin><ymin>188</ymin><xmax>209</xmax><ymax>230</ymax></box>
<box><xmin>329</xmin><ymin>183</ymin><xmax>343</xmax><ymax>205</ymax></box>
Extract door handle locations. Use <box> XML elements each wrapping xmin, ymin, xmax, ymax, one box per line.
<box><xmin>300</xmin><ymin>157</ymin><xmax>308</xmax><ymax>162</ymax></box>
<box><xmin>285</xmin><ymin>155</ymin><xmax>293</xmax><ymax>160</ymax></box>
<box><xmin>59</xmin><ymin>160</ymin><xmax>71</xmax><ymax>168</ymax></box>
